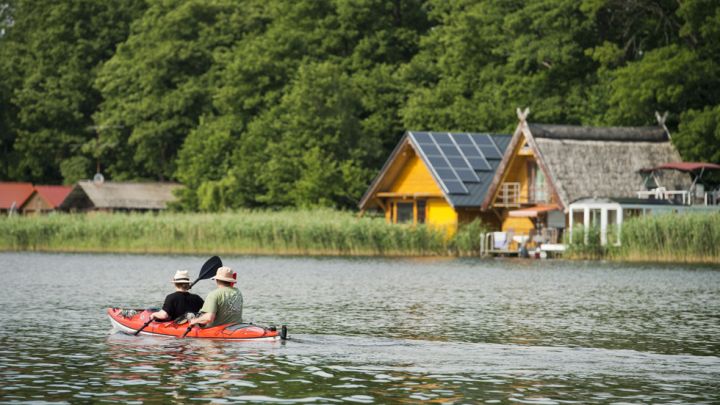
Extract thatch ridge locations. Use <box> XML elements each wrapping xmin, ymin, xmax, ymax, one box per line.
<box><xmin>528</xmin><ymin>124</ymin><xmax>668</xmax><ymax>142</ymax></box>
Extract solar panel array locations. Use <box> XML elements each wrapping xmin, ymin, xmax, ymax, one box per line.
<box><xmin>410</xmin><ymin>132</ymin><xmax>504</xmax><ymax>195</ymax></box>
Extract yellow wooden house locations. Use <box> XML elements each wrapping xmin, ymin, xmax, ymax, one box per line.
<box><xmin>359</xmin><ymin>131</ymin><xmax>511</xmax><ymax>233</ymax></box>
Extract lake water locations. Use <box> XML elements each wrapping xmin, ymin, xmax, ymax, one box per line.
<box><xmin>0</xmin><ymin>252</ymin><xmax>719</xmax><ymax>403</ymax></box>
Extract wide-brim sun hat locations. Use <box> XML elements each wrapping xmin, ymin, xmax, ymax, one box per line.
<box><xmin>172</xmin><ymin>270</ymin><xmax>191</xmax><ymax>284</ymax></box>
<box><xmin>212</xmin><ymin>266</ymin><xmax>236</xmax><ymax>282</ymax></box>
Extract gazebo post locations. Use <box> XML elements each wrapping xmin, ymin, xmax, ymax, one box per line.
<box><xmin>616</xmin><ymin>207</ymin><xmax>623</xmax><ymax>246</ymax></box>
<box><xmin>583</xmin><ymin>207</ymin><xmax>590</xmax><ymax>245</ymax></box>
<box><xmin>600</xmin><ymin>208</ymin><xmax>608</xmax><ymax>246</ymax></box>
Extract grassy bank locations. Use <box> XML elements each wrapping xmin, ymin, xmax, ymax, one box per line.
<box><xmin>5</xmin><ymin>210</ymin><xmax>716</xmax><ymax>262</ymax></box>
<box><xmin>566</xmin><ymin>212</ymin><xmax>720</xmax><ymax>263</ymax></box>
<box><xmin>0</xmin><ymin>210</ymin><xmax>487</xmax><ymax>256</ymax></box>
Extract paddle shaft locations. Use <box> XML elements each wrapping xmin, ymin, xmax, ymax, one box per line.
<box><xmin>133</xmin><ymin>317</ymin><xmax>153</xmax><ymax>336</ymax></box>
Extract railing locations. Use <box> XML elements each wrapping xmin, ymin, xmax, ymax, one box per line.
<box><xmin>636</xmin><ymin>187</ymin><xmax>720</xmax><ymax>206</ymax></box>
<box><xmin>495</xmin><ymin>182</ymin><xmax>521</xmax><ymax>207</ymax></box>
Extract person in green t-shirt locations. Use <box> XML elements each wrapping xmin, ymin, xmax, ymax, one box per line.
<box><xmin>189</xmin><ymin>266</ymin><xmax>243</xmax><ymax>328</ymax></box>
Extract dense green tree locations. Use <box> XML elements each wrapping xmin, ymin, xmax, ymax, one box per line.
<box><xmin>2</xmin><ymin>0</ymin><xmax>719</xmax><ymax>207</ymax></box>
<box><xmin>0</xmin><ymin>1</ymin><xmax>16</xmax><ymax>179</ymax></box>
<box><xmin>401</xmin><ymin>0</ymin><xmax>598</xmax><ymax>132</ymax></box>
<box><xmin>174</xmin><ymin>0</ymin><xmax>323</xmax><ymax>209</ymax></box>
<box><xmin>592</xmin><ymin>0</ymin><xmax>720</xmax><ymax>160</ymax></box>
<box><xmin>94</xmin><ymin>0</ymin><xmax>247</xmax><ymax>181</ymax></box>
<box><xmin>0</xmin><ymin>0</ymin><xmax>145</xmax><ymax>183</ymax></box>
<box><xmin>675</xmin><ymin>105</ymin><xmax>720</xmax><ymax>164</ymax></box>
<box><xmin>672</xmin><ymin>0</ymin><xmax>720</xmax><ymax>162</ymax></box>
<box><xmin>175</xmin><ymin>0</ymin><xmax>429</xmax><ymax>209</ymax></box>
<box><xmin>244</xmin><ymin>62</ymin><xmax>369</xmax><ymax>207</ymax></box>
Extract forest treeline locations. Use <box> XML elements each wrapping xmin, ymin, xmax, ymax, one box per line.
<box><xmin>1</xmin><ymin>0</ymin><xmax>719</xmax><ymax>211</ymax></box>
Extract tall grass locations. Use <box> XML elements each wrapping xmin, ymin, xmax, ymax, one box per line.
<box><xmin>564</xmin><ymin>224</ymin><xmax>606</xmax><ymax>260</ymax></box>
<box><xmin>616</xmin><ymin>212</ymin><xmax>720</xmax><ymax>263</ymax></box>
<box><xmin>566</xmin><ymin>212</ymin><xmax>720</xmax><ymax>263</ymax></box>
<box><xmin>449</xmin><ymin>219</ymin><xmax>489</xmax><ymax>256</ymax></box>
<box><xmin>6</xmin><ymin>210</ymin><xmax>716</xmax><ymax>261</ymax></box>
<box><xmin>0</xmin><ymin>209</ymin><xmax>470</xmax><ymax>256</ymax></box>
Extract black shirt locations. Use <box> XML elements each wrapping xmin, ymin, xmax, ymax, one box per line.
<box><xmin>162</xmin><ymin>291</ymin><xmax>204</xmax><ymax>320</ymax></box>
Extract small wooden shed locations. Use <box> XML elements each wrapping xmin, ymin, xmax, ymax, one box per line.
<box><xmin>21</xmin><ymin>185</ymin><xmax>73</xmax><ymax>214</ymax></box>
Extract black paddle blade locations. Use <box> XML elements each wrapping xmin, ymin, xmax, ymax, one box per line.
<box><xmin>180</xmin><ymin>325</ymin><xmax>194</xmax><ymax>339</ymax></box>
<box><xmin>188</xmin><ymin>256</ymin><xmax>222</xmax><ymax>289</ymax></box>
<box><xmin>198</xmin><ymin>256</ymin><xmax>222</xmax><ymax>281</ymax></box>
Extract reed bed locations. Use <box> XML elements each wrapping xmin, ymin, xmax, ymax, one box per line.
<box><xmin>564</xmin><ymin>224</ymin><xmax>607</xmax><ymax>260</ymax></box>
<box><xmin>566</xmin><ymin>212</ymin><xmax>720</xmax><ymax>263</ymax></box>
<box><xmin>614</xmin><ymin>212</ymin><xmax>720</xmax><ymax>263</ymax></box>
<box><xmin>0</xmin><ymin>210</ymin><xmax>488</xmax><ymax>256</ymax></box>
<box><xmin>3</xmin><ymin>210</ymin><xmax>717</xmax><ymax>261</ymax></box>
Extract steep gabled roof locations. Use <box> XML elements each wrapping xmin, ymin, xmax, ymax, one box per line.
<box><xmin>359</xmin><ymin>131</ymin><xmax>511</xmax><ymax>209</ymax></box>
<box><xmin>0</xmin><ymin>182</ymin><xmax>34</xmax><ymax>210</ymax></box>
<box><xmin>60</xmin><ymin>181</ymin><xmax>182</xmax><ymax>210</ymax></box>
<box><xmin>32</xmin><ymin>185</ymin><xmax>73</xmax><ymax>208</ymax></box>
<box><xmin>482</xmin><ymin>120</ymin><xmax>686</xmax><ymax>210</ymax></box>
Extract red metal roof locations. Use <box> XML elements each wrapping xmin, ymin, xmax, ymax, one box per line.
<box><xmin>640</xmin><ymin>162</ymin><xmax>720</xmax><ymax>173</ymax></box>
<box><xmin>33</xmin><ymin>185</ymin><xmax>73</xmax><ymax>208</ymax></box>
<box><xmin>0</xmin><ymin>182</ymin><xmax>34</xmax><ymax>209</ymax></box>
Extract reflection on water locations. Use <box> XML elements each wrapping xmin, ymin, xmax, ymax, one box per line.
<box><xmin>0</xmin><ymin>252</ymin><xmax>719</xmax><ymax>403</ymax></box>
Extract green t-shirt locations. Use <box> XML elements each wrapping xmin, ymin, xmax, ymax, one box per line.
<box><xmin>200</xmin><ymin>286</ymin><xmax>243</xmax><ymax>327</ymax></box>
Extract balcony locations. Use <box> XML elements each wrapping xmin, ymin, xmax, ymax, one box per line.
<box><xmin>494</xmin><ymin>182</ymin><xmax>521</xmax><ymax>207</ymax></box>
<box><xmin>494</xmin><ymin>182</ymin><xmax>551</xmax><ymax>207</ymax></box>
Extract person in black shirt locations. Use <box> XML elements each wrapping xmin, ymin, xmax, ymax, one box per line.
<box><xmin>150</xmin><ymin>270</ymin><xmax>204</xmax><ymax>322</ymax></box>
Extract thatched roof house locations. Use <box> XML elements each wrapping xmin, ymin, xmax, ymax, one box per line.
<box><xmin>481</xmin><ymin>111</ymin><xmax>687</xmax><ymax>211</ymax></box>
<box><xmin>60</xmin><ymin>181</ymin><xmax>182</xmax><ymax>212</ymax></box>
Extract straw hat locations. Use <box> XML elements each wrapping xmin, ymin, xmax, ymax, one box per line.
<box><xmin>212</xmin><ymin>266</ymin><xmax>236</xmax><ymax>283</ymax></box>
<box><xmin>171</xmin><ymin>270</ymin><xmax>191</xmax><ymax>284</ymax></box>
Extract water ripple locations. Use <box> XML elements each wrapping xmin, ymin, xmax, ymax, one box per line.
<box><xmin>0</xmin><ymin>252</ymin><xmax>718</xmax><ymax>403</ymax></box>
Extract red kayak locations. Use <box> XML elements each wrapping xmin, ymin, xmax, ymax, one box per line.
<box><xmin>107</xmin><ymin>308</ymin><xmax>286</xmax><ymax>340</ymax></box>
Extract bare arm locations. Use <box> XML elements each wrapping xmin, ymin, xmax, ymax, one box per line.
<box><xmin>150</xmin><ymin>310</ymin><xmax>169</xmax><ymax>320</ymax></box>
<box><xmin>190</xmin><ymin>312</ymin><xmax>215</xmax><ymax>326</ymax></box>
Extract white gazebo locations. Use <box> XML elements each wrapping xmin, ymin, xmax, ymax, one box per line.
<box><xmin>568</xmin><ymin>197</ymin><xmax>686</xmax><ymax>246</ymax></box>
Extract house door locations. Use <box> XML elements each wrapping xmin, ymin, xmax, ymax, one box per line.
<box><xmin>527</xmin><ymin>161</ymin><xmax>549</xmax><ymax>203</ymax></box>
